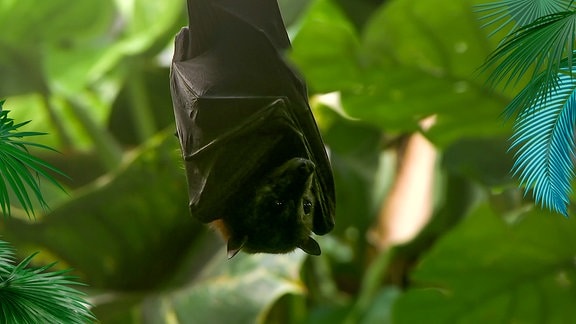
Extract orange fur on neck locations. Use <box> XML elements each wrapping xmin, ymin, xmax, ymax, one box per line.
<box><xmin>209</xmin><ymin>219</ymin><xmax>231</xmax><ymax>241</ymax></box>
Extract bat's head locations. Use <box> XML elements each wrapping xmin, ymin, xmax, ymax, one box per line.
<box><xmin>224</xmin><ymin>157</ymin><xmax>321</xmax><ymax>258</ymax></box>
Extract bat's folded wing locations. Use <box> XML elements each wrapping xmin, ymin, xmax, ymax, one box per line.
<box><xmin>174</xmin><ymin>97</ymin><xmax>297</xmax><ymax>223</ymax></box>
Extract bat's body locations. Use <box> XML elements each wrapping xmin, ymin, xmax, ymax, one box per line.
<box><xmin>170</xmin><ymin>0</ymin><xmax>335</xmax><ymax>257</ymax></box>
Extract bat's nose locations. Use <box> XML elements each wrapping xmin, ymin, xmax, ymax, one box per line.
<box><xmin>271</xmin><ymin>158</ymin><xmax>315</xmax><ymax>194</ymax></box>
<box><xmin>292</xmin><ymin>158</ymin><xmax>315</xmax><ymax>176</ymax></box>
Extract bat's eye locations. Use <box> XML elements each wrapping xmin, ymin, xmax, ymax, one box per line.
<box><xmin>274</xmin><ymin>201</ymin><xmax>285</xmax><ymax>209</ymax></box>
<box><xmin>303</xmin><ymin>200</ymin><xmax>313</xmax><ymax>215</ymax></box>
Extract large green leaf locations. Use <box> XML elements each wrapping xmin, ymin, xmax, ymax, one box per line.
<box><xmin>42</xmin><ymin>0</ymin><xmax>183</xmax><ymax>151</ymax></box>
<box><xmin>291</xmin><ymin>0</ymin><xmax>513</xmax><ymax>146</ymax></box>
<box><xmin>0</xmin><ymin>0</ymin><xmax>116</xmax><ymax>97</ymax></box>
<box><xmin>0</xmin><ymin>0</ymin><xmax>113</xmax><ymax>45</ymax></box>
<box><xmin>0</xmin><ymin>0</ymin><xmax>184</xmax><ymax>154</ymax></box>
<box><xmin>349</xmin><ymin>0</ymin><xmax>511</xmax><ymax>145</ymax></box>
<box><xmin>0</xmin><ymin>130</ymin><xmax>199</xmax><ymax>289</ymax></box>
<box><xmin>47</xmin><ymin>0</ymin><xmax>184</xmax><ymax>95</ymax></box>
<box><xmin>154</xmin><ymin>253</ymin><xmax>305</xmax><ymax>323</ymax></box>
<box><xmin>442</xmin><ymin>137</ymin><xmax>514</xmax><ymax>187</ymax></box>
<box><xmin>290</xmin><ymin>0</ymin><xmax>361</xmax><ymax>93</ymax></box>
<box><xmin>94</xmin><ymin>252</ymin><xmax>307</xmax><ymax>323</ymax></box>
<box><xmin>0</xmin><ymin>0</ymin><xmax>182</xmax><ymax>96</ymax></box>
<box><xmin>393</xmin><ymin>204</ymin><xmax>576</xmax><ymax>323</ymax></box>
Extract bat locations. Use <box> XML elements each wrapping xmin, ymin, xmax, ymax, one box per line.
<box><xmin>169</xmin><ymin>0</ymin><xmax>335</xmax><ymax>258</ymax></box>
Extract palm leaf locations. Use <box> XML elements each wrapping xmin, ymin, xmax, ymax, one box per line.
<box><xmin>0</xmin><ymin>100</ymin><xmax>67</xmax><ymax>217</ymax></box>
<box><xmin>481</xmin><ymin>11</ymin><xmax>576</xmax><ymax>94</ymax></box>
<box><xmin>0</xmin><ymin>239</ymin><xmax>95</xmax><ymax>323</ymax></box>
<box><xmin>509</xmin><ymin>67</ymin><xmax>576</xmax><ymax>216</ymax></box>
<box><xmin>0</xmin><ymin>102</ymin><xmax>93</xmax><ymax>322</ymax></box>
<box><xmin>476</xmin><ymin>0</ymin><xmax>573</xmax><ymax>38</ymax></box>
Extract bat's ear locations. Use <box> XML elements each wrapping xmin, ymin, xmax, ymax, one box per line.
<box><xmin>298</xmin><ymin>237</ymin><xmax>321</xmax><ymax>256</ymax></box>
<box><xmin>227</xmin><ymin>236</ymin><xmax>247</xmax><ymax>259</ymax></box>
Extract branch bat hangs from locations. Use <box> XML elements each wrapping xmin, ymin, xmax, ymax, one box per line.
<box><xmin>169</xmin><ymin>0</ymin><xmax>335</xmax><ymax>258</ymax></box>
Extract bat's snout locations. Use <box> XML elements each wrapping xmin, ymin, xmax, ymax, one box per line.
<box><xmin>289</xmin><ymin>158</ymin><xmax>315</xmax><ymax>177</ymax></box>
<box><xmin>267</xmin><ymin>157</ymin><xmax>315</xmax><ymax>200</ymax></box>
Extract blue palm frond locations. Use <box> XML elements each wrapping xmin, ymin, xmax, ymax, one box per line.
<box><xmin>477</xmin><ymin>1</ymin><xmax>576</xmax><ymax>215</ymax></box>
<box><xmin>510</xmin><ymin>69</ymin><xmax>576</xmax><ymax>215</ymax></box>
<box><xmin>482</xmin><ymin>11</ymin><xmax>576</xmax><ymax>92</ymax></box>
<box><xmin>476</xmin><ymin>0</ymin><xmax>574</xmax><ymax>38</ymax></box>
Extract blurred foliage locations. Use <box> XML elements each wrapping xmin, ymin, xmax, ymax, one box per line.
<box><xmin>0</xmin><ymin>0</ymin><xmax>573</xmax><ymax>323</ymax></box>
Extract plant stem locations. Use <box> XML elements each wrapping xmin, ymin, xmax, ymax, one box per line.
<box><xmin>66</xmin><ymin>97</ymin><xmax>123</xmax><ymax>170</ymax></box>
<box><xmin>41</xmin><ymin>93</ymin><xmax>73</xmax><ymax>148</ymax></box>
<box><xmin>127</xmin><ymin>66</ymin><xmax>157</xmax><ymax>142</ymax></box>
<box><xmin>344</xmin><ymin>249</ymin><xmax>392</xmax><ymax>324</ymax></box>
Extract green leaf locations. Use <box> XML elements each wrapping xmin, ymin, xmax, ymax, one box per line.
<box><xmin>45</xmin><ymin>0</ymin><xmax>182</xmax><ymax>96</ymax></box>
<box><xmin>164</xmin><ymin>253</ymin><xmax>306</xmax><ymax>323</ymax></box>
<box><xmin>0</xmin><ymin>0</ymin><xmax>116</xmax><ymax>97</ymax></box>
<box><xmin>0</xmin><ymin>130</ymin><xmax>195</xmax><ymax>289</ymax></box>
<box><xmin>442</xmin><ymin>137</ymin><xmax>514</xmax><ymax>187</ymax></box>
<box><xmin>93</xmin><ymin>252</ymin><xmax>307</xmax><ymax>323</ymax></box>
<box><xmin>290</xmin><ymin>0</ymin><xmax>361</xmax><ymax>93</ymax></box>
<box><xmin>0</xmin><ymin>102</ymin><xmax>66</xmax><ymax>217</ymax></box>
<box><xmin>0</xmin><ymin>239</ymin><xmax>95</xmax><ymax>323</ymax></box>
<box><xmin>359</xmin><ymin>287</ymin><xmax>401</xmax><ymax>324</ymax></box>
<box><xmin>335</xmin><ymin>0</ymin><xmax>511</xmax><ymax>146</ymax></box>
<box><xmin>393</xmin><ymin>204</ymin><xmax>576</xmax><ymax>323</ymax></box>
<box><xmin>0</xmin><ymin>0</ymin><xmax>114</xmax><ymax>46</ymax></box>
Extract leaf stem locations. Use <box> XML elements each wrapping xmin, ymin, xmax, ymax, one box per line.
<box><xmin>41</xmin><ymin>93</ymin><xmax>73</xmax><ymax>148</ymax></box>
<box><xmin>127</xmin><ymin>64</ymin><xmax>157</xmax><ymax>142</ymax></box>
